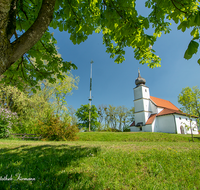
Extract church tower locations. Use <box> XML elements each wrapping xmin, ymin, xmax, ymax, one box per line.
<box><xmin>134</xmin><ymin>69</ymin><xmax>151</xmax><ymax>129</ymax></box>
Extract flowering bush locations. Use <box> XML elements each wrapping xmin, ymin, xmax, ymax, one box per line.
<box><xmin>36</xmin><ymin>114</ymin><xmax>79</xmax><ymax>141</ymax></box>
<box><xmin>0</xmin><ymin>107</ymin><xmax>18</xmax><ymax>138</ymax></box>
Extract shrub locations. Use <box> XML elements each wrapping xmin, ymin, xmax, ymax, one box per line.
<box><xmin>108</xmin><ymin>128</ymin><xmax>121</xmax><ymax>132</ymax></box>
<box><xmin>0</xmin><ymin>107</ymin><xmax>18</xmax><ymax>138</ymax></box>
<box><xmin>37</xmin><ymin>115</ymin><xmax>79</xmax><ymax>141</ymax></box>
<box><xmin>123</xmin><ymin>125</ymin><xmax>131</xmax><ymax>132</ymax></box>
<box><xmin>100</xmin><ymin>127</ymin><xmax>121</xmax><ymax>132</ymax></box>
<box><xmin>123</xmin><ymin>128</ymin><xmax>131</xmax><ymax>132</ymax></box>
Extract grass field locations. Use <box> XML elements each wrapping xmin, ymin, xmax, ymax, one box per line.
<box><xmin>0</xmin><ymin>132</ymin><xmax>200</xmax><ymax>189</ymax></box>
<box><xmin>78</xmin><ymin>132</ymin><xmax>200</xmax><ymax>142</ymax></box>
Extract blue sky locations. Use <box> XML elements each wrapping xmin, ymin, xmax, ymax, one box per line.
<box><xmin>50</xmin><ymin>1</ymin><xmax>200</xmax><ymax>111</ymax></box>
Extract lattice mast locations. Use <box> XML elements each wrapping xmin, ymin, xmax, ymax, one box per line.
<box><xmin>88</xmin><ymin>60</ymin><xmax>93</xmax><ymax>131</ymax></box>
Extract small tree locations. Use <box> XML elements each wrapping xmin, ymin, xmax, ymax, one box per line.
<box><xmin>68</xmin><ymin>106</ymin><xmax>78</xmax><ymax>126</ymax></box>
<box><xmin>0</xmin><ymin>107</ymin><xmax>19</xmax><ymax>138</ymax></box>
<box><xmin>116</xmin><ymin>106</ymin><xmax>128</xmax><ymax>131</ymax></box>
<box><xmin>178</xmin><ymin>86</ymin><xmax>200</xmax><ymax>141</ymax></box>
<box><xmin>76</xmin><ymin>104</ymin><xmax>100</xmax><ymax>131</ymax></box>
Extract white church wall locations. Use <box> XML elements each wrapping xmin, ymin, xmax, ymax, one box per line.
<box><xmin>134</xmin><ymin>86</ymin><xmax>150</xmax><ymax>100</ymax></box>
<box><xmin>134</xmin><ymin>100</ymin><xmax>144</xmax><ymax>112</ymax></box>
<box><xmin>157</xmin><ymin>107</ymin><xmax>164</xmax><ymax>114</ymax></box>
<box><xmin>130</xmin><ymin>126</ymin><xmax>141</xmax><ymax>132</ymax></box>
<box><xmin>141</xmin><ymin>86</ymin><xmax>150</xmax><ymax>99</ymax></box>
<box><xmin>134</xmin><ymin>99</ymin><xmax>151</xmax><ymax>112</ymax></box>
<box><xmin>143</xmin><ymin>99</ymin><xmax>151</xmax><ymax>112</ymax></box>
<box><xmin>134</xmin><ymin>86</ymin><xmax>143</xmax><ymax>100</ymax></box>
<box><xmin>143</xmin><ymin>125</ymin><xmax>152</xmax><ymax>132</ymax></box>
<box><xmin>151</xmin><ymin>118</ymin><xmax>156</xmax><ymax>132</ymax></box>
<box><xmin>156</xmin><ymin>115</ymin><xmax>176</xmax><ymax>133</ymax></box>
<box><xmin>149</xmin><ymin>101</ymin><xmax>157</xmax><ymax>114</ymax></box>
<box><xmin>135</xmin><ymin>112</ymin><xmax>151</xmax><ymax>125</ymax></box>
<box><xmin>175</xmin><ymin>115</ymin><xmax>199</xmax><ymax>134</ymax></box>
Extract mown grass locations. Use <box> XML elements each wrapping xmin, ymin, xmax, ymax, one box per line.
<box><xmin>0</xmin><ymin>133</ymin><xmax>200</xmax><ymax>189</ymax></box>
<box><xmin>78</xmin><ymin>132</ymin><xmax>200</xmax><ymax>142</ymax></box>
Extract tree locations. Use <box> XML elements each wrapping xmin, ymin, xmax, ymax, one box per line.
<box><xmin>37</xmin><ymin>71</ymin><xmax>79</xmax><ymax>120</ymax></box>
<box><xmin>1</xmin><ymin>0</ymin><xmax>200</xmax><ymax>88</ymax></box>
<box><xmin>98</xmin><ymin>105</ymin><xmax>132</xmax><ymax>131</ymax></box>
<box><xmin>178</xmin><ymin>86</ymin><xmax>200</xmax><ymax>140</ymax></box>
<box><xmin>0</xmin><ymin>84</ymin><xmax>52</xmax><ymax>133</ymax></box>
<box><xmin>178</xmin><ymin>86</ymin><xmax>200</xmax><ymax>119</ymax></box>
<box><xmin>107</xmin><ymin>105</ymin><xmax>118</xmax><ymax>129</ymax></box>
<box><xmin>116</xmin><ymin>106</ymin><xmax>128</xmax><ymax>131</ymax></box>
<box><xmin>97</xmin><ymin>104</ymin><xmax>106</xmax><ymax>124</ymax></box>
<box><xmin>68</xmin><ymin>106</ymin><xmax>78</xmax><ymax>126</ymax></box>
<box><xmin>0</xmin><ymin>70</ymin><xmax>79</xmax><ymax>133</ymax></box>
<box><xmin>76</xmin><ymin>104</ymin><xmax>100</xmax><ymax>131</ymax></box>
<box><xmin>128</xmin><ymin>107</ymin><xmax>135</xmax><ymax>123</ymax></box>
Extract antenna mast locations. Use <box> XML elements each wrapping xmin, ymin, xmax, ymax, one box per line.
<box><xmin>89</xmin><ymin>60</ymin><xmax>93</xmax><ymax>131</ymax></box>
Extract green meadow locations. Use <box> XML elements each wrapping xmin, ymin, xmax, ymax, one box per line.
<box><xmin>0</xmin><ymin>132</ymin><xmax>200</xmax><ymax>189</ymax></box>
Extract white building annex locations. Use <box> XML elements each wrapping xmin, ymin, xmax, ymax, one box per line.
<box><xmin>130</xmin><ymin>70</ymin><xmax>199</xmax><ymax>134</ymax></box>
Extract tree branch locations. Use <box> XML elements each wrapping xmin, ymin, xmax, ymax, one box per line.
<box><xmin>170</xmin><ymin>0</ymin><xmax>187</xmax><ymax>14</ymax></box>
<box><xmin>10</xmin><ymin>0</ymin><xmax>57</xmax><ymax>65</ymax></box>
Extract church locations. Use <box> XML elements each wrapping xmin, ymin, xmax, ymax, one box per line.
<box><xmin>130</xmin><ymin>70</ymin><xmax>199</xmax><ymax>134</ymax></box>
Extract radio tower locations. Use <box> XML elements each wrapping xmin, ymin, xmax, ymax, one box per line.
<box><xmin>88</xmin><ymin>60</ymin><xmax>93</xmax><ymax>132</ymax></box>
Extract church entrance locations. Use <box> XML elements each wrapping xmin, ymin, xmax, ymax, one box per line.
<box><xmin>180</xmin><ymin>126</ymin><xmax>184</xmax><ymax>134</ymax></box>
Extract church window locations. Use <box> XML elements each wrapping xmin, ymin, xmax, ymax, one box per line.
<box><xmin>179</xmin><ymin>117</ymin><xmax>181</xmax><ymax>120</ymax></box>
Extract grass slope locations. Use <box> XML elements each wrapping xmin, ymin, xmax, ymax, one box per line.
<box><xmin>0</xmin><ymin>133</ymin><xmax>199</xmax><ymax>189</ymax></box>
<box><xmin>78</xmin><ymin>132</ymin><xmax>200</xmax><ymax>142</ymax></box>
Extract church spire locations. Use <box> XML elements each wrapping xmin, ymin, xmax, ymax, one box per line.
<box><xmin>135</xmin><ymin>69</ymin><xmax>146</xmax><ymax>87</ymax></box>
<box><xmin>138</xmin><ymin>68</ymin><xmax>141</xmax><ymax>77</ymax></box>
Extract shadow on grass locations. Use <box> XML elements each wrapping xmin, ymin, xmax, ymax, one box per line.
<box><xmin>0</xmin><ymin>144</ymin><xmax>101</xmax><ymax>189</ymax></box>
<box><xmin>193</xmin><ymin>137</ymin><xmax>200</xmax><ymax>141</ymax></box>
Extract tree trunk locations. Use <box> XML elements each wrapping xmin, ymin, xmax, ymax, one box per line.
<box><xmin>0</xmin><ymin>0</ymin><xmax>13</xmax><ymax>75</ymax></box>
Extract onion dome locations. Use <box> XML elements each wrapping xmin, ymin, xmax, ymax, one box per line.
<box><xmin>135</xmin><ymin>69</ymin><xmax>146</xmax><ymax>86</ymax></box>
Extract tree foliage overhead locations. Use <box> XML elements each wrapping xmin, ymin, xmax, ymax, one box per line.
<box><xmin>1</xmin><ymin>0</ymin><xmax>200</xmax><ymax>87</ymax></box>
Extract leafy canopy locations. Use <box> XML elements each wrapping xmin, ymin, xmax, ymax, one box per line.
<box><xmin>76</xmin><ymin>104</ymin><xmax>100</xmax><ymax>131</ymax></box>
<box><xmin>1</xmin><ymin>0</ymin><xmax>200</xmax><ymax>88</ymax></box>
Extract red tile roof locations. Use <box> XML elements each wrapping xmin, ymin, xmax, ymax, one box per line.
<box><xmin>146</xmin><ymin>114</ymin><xmax>156</xmax><ymax>125</ymax></box>
<box><xmin>157</xmin><ymin>108</ymin><xmax>184</xmax><ymax>116</ymax></box>
<box><xmin>130</xmin><ymin>121</ymin><xmax>135</xmax><ymax>126</ymax></box>
<box><xmin>150</xmin><ymin>96</ymin><xmax>179</xmax><ymax>111</ymax></box>
<box><xmin>157</xmin><ymin>108</ymin><xmax>198</xmax><ymax>118</ymax></box>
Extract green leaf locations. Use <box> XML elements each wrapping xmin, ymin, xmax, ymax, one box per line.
<box><xmin>197</xmin><ymin>58</ymin><xmax>200</xmax><ymax>65</ymax></box>
<box><xmin>145</xmin><ymin>1</ymin><xmax>151</xmax><ymax>8</ymax></box>
<box><xmin>59</xmin><ymin>23</ymin><xmax>63</xmax><ymax>32</ymax></box>
<box><xmin>177</xmin><ymin>21</ymin><xmax>188</xmax><ymax>32</ymax></box>
<box><xmin>184</xmin><ymin>40</ymin><xmax>199</xmax><ymax>60</ymax></box>
<box><xmin>194</xmin><ymin>11</ymin><xmax>200</xmax><ymax>26</ymax></box>
<box><xmin>64</xmin><ymin>23</ymin><xmax>68</xmax><ymax>31</ymax></box>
